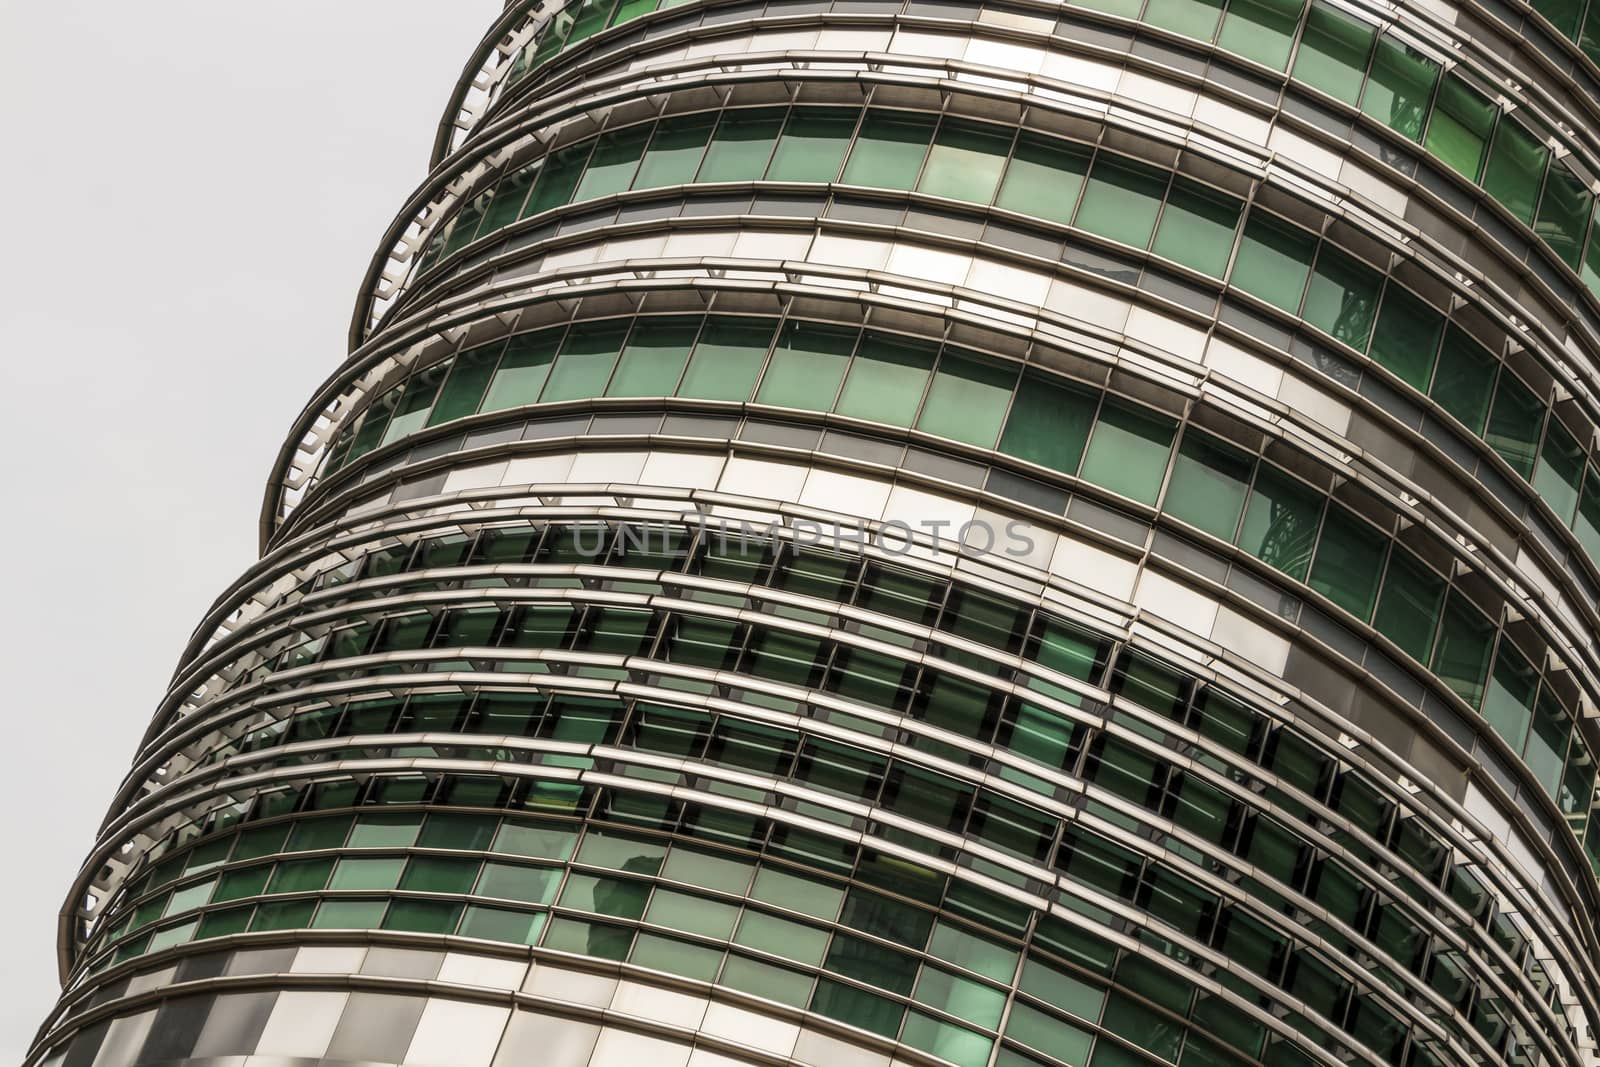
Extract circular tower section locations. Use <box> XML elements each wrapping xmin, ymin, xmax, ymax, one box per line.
<box><xmin>27</xmin><ymin>3</ymin><xmax>1600</xmax><ymax>1067</ymax></box>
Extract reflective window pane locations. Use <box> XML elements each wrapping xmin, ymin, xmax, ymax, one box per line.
<box><xmin>1080</xmin><ymin>400</ymin><xmax>1177</xmax><ymax>505</ymax></box>
<box><xmin>919</xmin><ymin>119</ymin><xmax>1012</xmax><ymax>203</ymax></box>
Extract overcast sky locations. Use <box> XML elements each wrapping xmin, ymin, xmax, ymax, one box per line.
<box><xmin>0</xmin><ymin>3</ymin><xmax>495</xmax><ymax>1059</ymax></box>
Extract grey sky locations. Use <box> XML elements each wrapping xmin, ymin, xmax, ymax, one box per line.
<box><xmin>0</xmin><ymin>3</ymin><xmax>495</xmax><ymax>1059</ymax></box>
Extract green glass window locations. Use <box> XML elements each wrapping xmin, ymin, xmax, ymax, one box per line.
<box><xmin>268</xmin><ymin>858</ymin><xmax>333</xmax><ymax>894</ymax></box>
<box><xmin>401</xmin><ymin>856</ymin><xmax>481</xmax><ymax>894</ymax></box>
<box><xmin>1031</xmin><ymin>617</ymin><xmax>1108</xmax><ymax>682</ymax></box>
<box><xmin>750</xmin><ymin>866</ymin><xmax>843</xmax><ymax>920</ymax></box>
<box><xmin>1164</xmin><ymin>430</ymin><xmax>1253</xmax><ymax>539</ymax></box>
<box><xmin>834</xmin><ymin>332</ymin><xmax>937</xmax><ymax>426</ymax></box>
<box><xmin>494</xmin><ymin>820</ymin><xmax>578</xmax><ymax>860</ymax></box>
<box><xmin>720</xmin><ymin>954</ymin><xmax>813</xmax><ymax>1005</ymax></box>
<box><xmin>613</xmin><ymin>0</ymin><xmax>658</xmax><ymax>24</ymax></box>
<box><xmin>572</xmin><ymin>124</ymin><xmax>650</xmax><ymax>201</ymax></box>
<box><xmin>540</xmin><ymin>321</ymin><xmax>628</xmax><ymax>401</ymax></box>
<box><xmin>1373</xmin><ymin>548</ymin><xmax>1445</xmax><ymax>662</ymax></box>
<box><xmin>1533</xmin><ymin>416</ymin><xmax>1586</xmax><ymax>524</ymax></box>
<box><xmin>767</xmin><ymin>108</ymin><xmax>856</xmax><ymax>181</ymax></box>
<box><xmin>811</xmin><ymin>977</ymin><xmax>903</xmax><ymax>1037</ymax></box>
<box><xmin>919</xmin><ymin>119</ymin><xmax>1012</xmax><ymax>204</ymax></box>
<box><xmin>903</xmin><ymin>1012</ymin><xmax>993</xmax><ymax>1067</ymax></box>
<box><xmin>1525</xmin><ymin>689</ymin><xmax>1570</xmax><ymax>799</ymax></box>
<box><xmin>1581</xmin><ymin>0</ymin><xmax>1600</xmax><ymax>65</ymax></box>
<box><xmin>428</xmin><ymin>345</ymin><xmax>501</xmax><ymax>426</ymax></box>
<box><xmin>1368</xmin><ymin>285</ymin><xmax>1443</xmax><ymax>391</ymax></box>
<box><xmin>709</xmin><ymin>719</ymin><xmax>797</xmax><ymax>776</ymax></box>
<box><xmin>917</xmin><ymin>350</ymin><xmax>1017</xmax><ymax>447</ymax></box>
<box><xmin>1217</xmin><ymin>0</ymin><xmax>1302</xmax><ymax>69</ymax></box>
<box><xmin>346</xmin><ymin>385</ymin><xmax>401</xmax><ymax>460</ymax></box>
<box><xmin>927</xmin><ymin>923</ymin><xmax>1018</xmax><ymax>983</ymax></box>
<box><xmin>313</xmin><ymin>900</ymin><xmax>388</xmax><ymax>929</ymax></box>
<box><xmin>1001</xmin><ymin>702</ymin><xmax>1081</xmax><ymax>773</ymax></box>
<box><xmin>1080</xmin><ymin>400</ymin><xmax>1176</xmax><ymax>505</ymax></box>
<box><xmin>1585</xmin><ymin>222</ymin><xmax>1600</xmax><ymax>294</ymax></box>
<box><xmin>441</xmin><ymin>187</ymin><xmax>494</xmax><ymax>258</ymax></box>
<box><xmin>1151</xmin><ymin>180</ymin><xmax>1241</xmax><ymax>277</ymax></box>
<box><xmin>524</xmin><ymin>142</ymin><xmax>591</xmax><ymax>216</ymax></box>
<box><xmin>1534</xmin><ymin>0</ymin><xmax>1585</xmax><ymax>34</ymax></box>
<box><xmin>646</xmin><ymin>889</ymin><xmax>740</xmax><ymax>939</ymax></box>
<box><xmin>1143</xmin><ymin>0</ymin><xmax>1225</xmax><ymax>39</ymax></box>
<box><xmin>1561</xmin><ymin>739</ymin><xmax>1594</xmax><ymax>820</ymax></box>
<box><xmin>1360</xmin><ymin>38</ymin><xmax>1438</xmax><ymax>141</ymax></box>
<box><xmin>1238</xmin><ymin>467</ymin><xmax>1323</xmax><ymax>580</ymax></box>
<box><xmin>543</xmin><ymin>916</ymin><xmax>632</xmax><ymax>958</ymax></box>
<box><xmin>734</xmin><ymin>911</ymin><xmax>828</xmax><ymax>965</ymax></box>
<box><xmin>477</xmin><ymin>861</ymin><xmax>560</xmax><ymax>903</ymax></box>
<box><xmin>560</xmin><ymin>873</ymin><xmax>649</xmax><ymax>918</ymax></box>
<box><xmin>1006</xmin><ymin>1003</ymin><xmax>1093</xmax><ymax>1066</ymax></box>
<box><xmin>1482</xmin><ymin>119</ymin><xmax>1550</xmax><ymax>225</ymax></box>
<box><xmin>330</xmin><ymin>857</ymin><xmax>405</xmax><ymax>891</ymax></box>
<box><xmin>677</xmin><ymin>315</ymin><xmax>774</xmax><ymax>400</ymax></box>
<box><xmin>565</xmin><ymin>0</ymin><xmax>617</xmax><ymax>42</ymax></box>
<box><xmin>756</xmin><ymin>320</ymin><xmax>855</xmax><ymax>409</ymax></box>
<box><xmin>459</xmin><ymin>906</ymin><xmax>542</xmax><ymax>944</ymax></box>
<box><xmin>1308</xmin><ymin>504</ymin><xmax>1385</xmax><ymax>619</ymax></box>
<box><xmin>1485</xmin><ymin>372</ymin><xmax>1545</xmax><ymax>478</ymax></box>
<box><xmin>481</xmin><ymin>330</ymin><xmax>561</xmax><ymax>412</ymax></box>
<box><xmin>1425</xmin><ymin>74</ymin><xmax>1497</xmax><ymax>181</ymax></box>
<box><xmin>1302</xmin><ymin>247</ymin><xmax>1379</xmax><ymax>349</ymax></box>
<box><xmin>634</xmin><ymin>113</ymin><xmax>716</xmax><ymax>188</ymax></box>
<box><xmin>997</xmin><ymin>373</ymin><xmax>1098</xmax><ymax>474</ymax></box>
<box><xmin>251</xmin><ymin>900</ymin><xmax>317</xmax><ymax>932</ymax></box>
<box><xmin>349</xmin><ymin>813</ymin><xmax>421</xmax><ymax>848</ymax></box>
<box><xmin>1575</xmin><ymin>467</ymin><xmax>1600</xmax><ymax>562</ymax></box>
<box><xmin>698</xmin><ymin>108</ymin><xmax>784</xmax><ymax>182</ymax></box>
<box><xmin>380</xmin><ymin>362</ymin><xmax>449</xmax><ymax>446</ymax></box>
<box><xmin>607</xmin><ymin>318</ymin><xmax>698</xmax><ymax>396</ymax></box>
<box><xmin>1292</xmin><ymin>4</ymin><xmax>1376</xmax><ymax>105</ymax></box>
<box><xmin>1231</xmin><ymin>213</ymin><xmax>1314</xmax><ymax>313</ymax></box>
<box><xmin>797</xmin><ymin>739</ymin><xmax>889</xmax><ymax>800</ymax></box>
<box><xmin>1076</xmin><ymin>158</ymin><xmax>1168</xmax><ymax>249</ymax></box>
<box><xmin>1536</xmin><ymin>163</ymin><xmax>1594</xmax><ymax>270</ymax></box>
<box><xmin>288</xmin><ymin>816</ymin><xmax>352</xmax><ymax>851</ymax></box>
<box><xmin>163</xmin><ymin>880</ymin><xmax>214</xmax><ymax>916</ymax></box>
<box><xmin>1431</xmin><ymin>592</ymin><xmax>1495</xmax><ymax>708</ymax></box>
<box><xmin>476</xmin><ymin>163</ymin><xmax>539</xmax><ymax>238</ymax></box>
<box><xmin>384</xmin><ymin>899</ymin><xmax>462</xmax><ymax>934</ymax></box>
<box><xmin>196</xmin><ymin>906</ymin><xmax>253</xmax><ymax>939</ymax></box>
<box><xmin>630</xmin><ymin>933</ymin><xmax>722</xmax><ymax>981</ymax></box>
<box><xmin>1429</xmin><ymin>326</ymin><xmax>1497</xmax><ymax>433</ymax></box>
<box><xmin>995</xmin><ymin>134</ymin><xmax>1088</xmax><ymax>224</ymax></box>
<box><xmin>842</xmin><ymin>110</ymin><xmax>936</xmax><ymax>190</ymax></box>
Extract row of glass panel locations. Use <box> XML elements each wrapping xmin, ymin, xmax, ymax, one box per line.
<box><xmin>163</xmin><ymin>563</ymin><xmax>1572</xmax><ymax>1024</ymax></box>
<box><xmin>318</xmin><ymin>307</ymin><xmax>1560</xmax><ymax>612</ymax></box>
<box><xmin>397</xmin><ymin>103</ymin><xmax>1598</xmax><ymax>552</ymax></box>
<box><xmin>484</xmin><ymin>0</ymin><xmax>1600</xmax><ymax>295</ymax></box>
<box><xmin>145</xmin><ymin>512</ymin><xmax>1593</xmax><ymax>985</ymax></box>
<box><xmin>184</xmin><ymin>637</ymin><xmax>1569</xmax><ymax>1040</ymax></box>
<box><xmin>89</xmin><ymin>783</ymin><xmax>1504</xmax><ymax>1067</ymax></box>
<box><xmin>108</xmin><ymin>839</ymin><xmax>1125</xmax><ymax>1067</ymax></box>
<box><xmin>192</xmin><ymin>513</ymin><xmax>1598</xmax><ymax>917</ymax></box>
<box><xmin>166</xmin><ymin>665</ymin><xmax>1560</xmax><ymax>1050</ymax></box>
<box><xmin>309</xmin><ymin>313</ymin><xmax>1598</xmax><ymax>817</ymax></box>
<box><xmin>259</xmin><ymin>569</ymin><xmax>1590</xmax><ymax>848</ymax></box>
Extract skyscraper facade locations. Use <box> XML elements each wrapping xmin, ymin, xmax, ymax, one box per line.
<box><xmin>27</xmin><ymin>1</ymin><xmax>1600</xmax><ymax>1067</ymax></box>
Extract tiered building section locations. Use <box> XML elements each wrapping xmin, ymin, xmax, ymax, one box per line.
<box><xmin>27</xmin><ymin>1</ymin><xmax>1600</xmax><ymax>1066</ymax></box>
